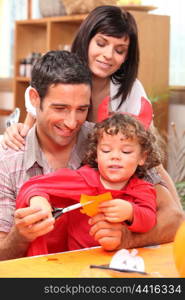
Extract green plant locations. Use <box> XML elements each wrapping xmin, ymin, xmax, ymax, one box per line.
<box><xmin>167</xmin><ymin>123</ymin><xmax>185</xmax><ymax>210</ymax></box>
<box><xmin>175</xmin><ymin>182</ymin><xmax>185</xmax><ymax>210</ymax></box>
<box><xmin>149</xmin><ymin>92</ymin><xmax>169</xmax><ymax>132</ymax></box>
<box><xmin>149</xmin><ymin>93</ymin><xmax>185</xmax><ymax>210</ymax></box>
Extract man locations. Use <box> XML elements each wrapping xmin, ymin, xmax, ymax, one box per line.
<box><xmin>0</xmin><ymin>50</ymin><xmax>122</xmax><ymax>260</ymax></box>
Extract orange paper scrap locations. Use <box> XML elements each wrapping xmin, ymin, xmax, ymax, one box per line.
<box><xmin>80</xmin><ymin>192</ymin><xmax>112</xmax><ymax>217</ymax></box>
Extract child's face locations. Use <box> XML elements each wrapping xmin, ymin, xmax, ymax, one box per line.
<box><xmin>96</xmin><ymin>131</ymin><xmax>146</xmax><ymax>189</ymax></box>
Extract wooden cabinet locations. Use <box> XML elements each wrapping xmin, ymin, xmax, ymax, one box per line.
<box><xmin>14</xmin><ymin>11</ymin><xmax>170</xmax><ymax>131</ymax></box>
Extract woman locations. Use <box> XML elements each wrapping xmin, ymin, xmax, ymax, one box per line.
<box><xmin>71</xmin><ymin>5</ymin><xmax>142</xmax><ymax>122</ymax></box>
<box><xmin>2</xmin><ymin>5</ymin><xmax>184</xmax><ymax>247</ymax></box>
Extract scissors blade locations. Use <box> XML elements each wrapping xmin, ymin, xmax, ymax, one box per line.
<box><xmin>62</xmin><ymin>200</ymin><xmax>93</xmax><ymax>214</ymax></box>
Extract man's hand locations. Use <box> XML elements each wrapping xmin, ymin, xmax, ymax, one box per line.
<box><xmin>0</xmin><ymin>203</ymin><xmax>55</xmax><ymax>261</ymax></box>
<box><xmin>14</xmin><ymin>206</ymin><xmax>55</xmax><ymax>242</ymax></box>
<box><xmin>88</xmin><ymin>213</ymin><xmax>123</xmax><ymax>251</ymax></box>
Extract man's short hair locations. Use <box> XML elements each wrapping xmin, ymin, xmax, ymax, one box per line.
<box><xmin>31</xmin><ymin>50</ymin><xmax>92</xmax><ymax>100</ymax></box>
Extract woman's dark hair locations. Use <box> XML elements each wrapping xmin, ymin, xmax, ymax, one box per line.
<box><xmin>83</xmin><ymin>113</ymin><xmax>162</xmax><ymax>178</ymax></box>
<box><xmin>71</xmin><ymin>5</ymin><xmax>139</xmax><ymax>108</ymax></box>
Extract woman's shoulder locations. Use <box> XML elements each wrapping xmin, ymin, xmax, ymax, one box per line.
<box><xmin>114</xmin><ymin>79</ymin><xmax>150</xmax><ymax>115</ymax></box>
<box><xmin>128</xmin><ymin>79</ymin><xmax>148</xmax><ymax>99</ymax></box>
<box><xmin>110</xmin><ymin>78</ymin><xmax>146</xmax><ymax>97</ymax></box>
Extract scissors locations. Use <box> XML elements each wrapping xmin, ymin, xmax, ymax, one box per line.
<box><xmin>52</xmin><ymin>200</ymin><xmax>93</xmax><ymax>219</ymax></box>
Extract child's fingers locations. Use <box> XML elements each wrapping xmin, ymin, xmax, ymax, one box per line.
<box><xmin>104</xmin><ymin>216</ymin><xmax>120</xmax><ymax>223</ymax></box>
<box><xmin>98</xmin><ymin>200</ymin><xmax>115</xmax><ymax>208</ymax></box>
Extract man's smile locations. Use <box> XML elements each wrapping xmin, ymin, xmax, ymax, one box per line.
<box><xmin>54</xmin><ymin>125</ymin><xmax>75</xmax><ymax>137</ymax></box>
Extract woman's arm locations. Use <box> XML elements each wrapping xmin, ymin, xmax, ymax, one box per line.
<box><xmin>24</xmin><ymin>112</ymin><xmax>36</xmax><ymax>128</ymax></box>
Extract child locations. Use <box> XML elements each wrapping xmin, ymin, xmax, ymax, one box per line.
<box><xmin>16</xmin><ymin>110</ymin><xmax>162</xmax><ymax>256</ymax></box>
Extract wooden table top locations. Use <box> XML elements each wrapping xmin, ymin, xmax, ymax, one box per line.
<box><xmin>0</xmin><ymin>242</ymin><xmax>179</xmax><ymax>278</ymax></box>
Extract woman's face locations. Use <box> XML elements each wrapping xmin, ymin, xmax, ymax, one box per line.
<box><xmin>88</xmin><ymin>33</ymin><xmax>130</xmax><ymax>79</ymax></box>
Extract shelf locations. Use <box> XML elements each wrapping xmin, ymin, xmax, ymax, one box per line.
<box><xmin>16</xmin><ymin>14</ymin><xmax>87</xmax><ymax>25</ymax></box>
<box><xmin>0</xmin><ymin>109</ymin><xmax>13</xmax><ymax>116</ymax></box>
<box><xmin>16</xmin><ymin>77</ymin><xmax>30</xmax><ymax>82</ymax></box>
<box><xmin>119</xmin><ymin>5</ymin><xmax>157</xmax><ymax>12</ymax></box>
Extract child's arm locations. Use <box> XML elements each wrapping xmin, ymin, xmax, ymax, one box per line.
<box><xmin>98</xmin><ymin>199</ymin><xmax>133</xmax><ymax>224</ymax></box>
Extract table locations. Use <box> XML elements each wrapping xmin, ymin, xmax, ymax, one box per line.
<box><xmin>0</xmin><ymin>243</ymin><xmax>179</xmax><ymax>278</ymax></box>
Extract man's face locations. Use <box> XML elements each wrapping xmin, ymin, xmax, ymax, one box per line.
<box><xmin>35</xmin><ymin>83</ymin><xmax>91</xmax><ymax>149</ymax></box>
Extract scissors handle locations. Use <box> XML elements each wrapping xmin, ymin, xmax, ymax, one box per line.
<box><xmin>52</xmin><ymin>208</ymin><xmax>64</xmax><ymax>219</ymax></box>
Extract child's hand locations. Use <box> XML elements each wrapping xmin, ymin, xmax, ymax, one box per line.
<box><xmin>98</xmin><ymin>199</ymin><xmax>133</xmax><ymax>223</ymax></box>
<box><xmin>29</xmin><ymin>196</ymin><xmax>53</xmax><ymax>219</ymax></box>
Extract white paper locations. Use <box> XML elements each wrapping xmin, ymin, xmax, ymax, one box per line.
<box><xmin>109</xmin><ymin>249</ymin><xmax>145</xmax><ymax>272</ymax></box>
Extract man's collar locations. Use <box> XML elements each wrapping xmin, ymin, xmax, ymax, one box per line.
<box><xmin>24</xmin><ymin>121</ymin><xmax>94</xmax><ymax>171</ymax></box>
<box><xmin>24</xmin><ymin>125</ymin><xmax>46</xmax><ymax>170</ymax></box>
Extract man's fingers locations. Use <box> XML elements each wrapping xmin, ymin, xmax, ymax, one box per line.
<box><xmin>92</xmin><ymin>227</ymin><xmax>122</xmax><ymax>251</ymax></box>
<box><xmin>32</xmin><ymin>225</ymin><xmax>55</xmax><ymax>238</ymax></box>
<box><xmin>88</xmin><ymin>213</ymin><xmax>105</xmax><ymax>225</ymax></box>
<box><xmin>15</xmin><ymin>207</ymin><xmax>41</xmax><ymax>219</ymax></box>
<box><xmin>89</xmin><ymin>214</ymin><xmax>122</xmax><ymax>236</ymax></box>
<box><xmin>92</xmin><ymin>228</ymin><xmax>114</xmax><ymax>241</ymax></box>
<box><xmin>14</xmin><ymin>207</ymin><xmax>55</xmax><ymax>241</ymax></box>
<box><xmin>97</xmin><ymin>236</ymin><xmax>121</xmax><ymax>251</ymax></box>
<box><xmin>27</xmin><ymin>217</ymin><xmax>54</xmax><ymax>233</ymax></box>
<box><xmin>16</xmin><ymin>210</ymin><xmax>52</xmax><ymax>227</ymax></box>
<box><xmin>15</xmin><ymin>207</ymin><xmax>53</xmax><ymax>227</ymax></box>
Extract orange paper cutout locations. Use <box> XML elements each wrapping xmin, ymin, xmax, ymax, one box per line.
<box><xmin>80</xmin><ymin>192</ymin><xmax>112</xmax><ymax>217</ymax></box>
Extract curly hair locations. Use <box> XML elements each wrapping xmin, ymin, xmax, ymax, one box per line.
<box><xmin>83</xmin><ymin>113</ymin><xmax>163</xmax><ymax>178</ymax></box>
